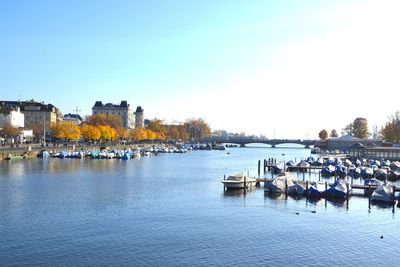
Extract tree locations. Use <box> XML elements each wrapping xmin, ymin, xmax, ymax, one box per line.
<box><xmin>330</xmin><ymin>129</ymin><xmax>338</xmax><ymax>138</ymax></box>
<box><xmin>342</xmin><ymin>123</ymin><xmax>354</xmax><ymax>136</ymax></box>
<box><xmin>178</xmin><ymin>126</ymin><xmax>190</xmax><ymax>141</ymax></box>
<box><xmin>85</xmin><ymin>114</ymin><xmax>123</xmax><ymax>129</ymax></box>
<box><xmin>51</xmin><ymin>122</ymin><xmax>81</xmax><ymax>141</ymax></box>
<box><xmin>318</xmin><ymin>129</ymin><xmax>328</xmax><ymax>140</ymax></box>
<box><xmin>98</xmin><ymin>125</ymin><xmax>113</xmax><ymax>142</ymax></box>
<box><xmin>353</xmin><ymin>117</ymin><xmax>369</xmax><ymax>139</ymax></box>
<box><xmin>130</xmin><ymin>128</ymin><xmax>147</xmax><ymax>141</ymax></box>
<box><xmin>146</xmin><ymin>129</ymin><xmax>157</xmax><ymax>140</ymax></box>
<box><xmin>80</xmin><ymin>124</ymin><xmax>101</xmax><ymax>141</ymax></box>
<box><xmin>0</xmin><ymin>124</ymin><xmax>20</xmax><ymax>137</ymax></box>
<box><xmin>109</xmin><ymin>127</ymin><xmax>118</xmax><ymax>141</ymax></box>
<box><xmin>51</xmin><ymin>123</ymin><xmax>66</xmax><ymax>139</ymax></box>
<box><xmin>117</xmin><ymin>128</ymin><xmax>129</xmax><ymax>140</ymax></box>
<box><xmin>156</xmin><ymin>131</ymin><xmax>166</xmax><ymax>141</ymax></box>
<box><xmin>168</xmin><ymin>127</ymin><xmax>180</xmax><ymax>140</ymax></box>
<box><xmin>184</xmin><ymin>118</ymin><xmax>211</xmax><ymax>141</ymax></box>
<box><xmin>63</xmin><ymin>122</ymin><xmax>81</xmax><ymax>141</ymax></box>
<box><xmin>147</xmin><ymin>119</ymin><xmax>167</xmax><ymax>135</ymax></box>
<box><xmin>380</xmin><ymin>111</ymin><xmax>400</xmax><ymax>143</ymax></box>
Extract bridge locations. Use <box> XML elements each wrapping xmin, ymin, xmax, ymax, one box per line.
<box><xmin>203</xmin><ymin>137</ymin><xmax>317</xmax><ymax>148</ymax></box>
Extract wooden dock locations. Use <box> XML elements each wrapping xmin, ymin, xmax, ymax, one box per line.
<box><xmin>255</xmin><ymin>178</ymin><xmax>400</xmax><ymax>193</ymax></box>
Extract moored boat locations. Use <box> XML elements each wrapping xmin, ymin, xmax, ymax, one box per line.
<box><xmin>37</xmin><ymin>150</ymin><xmax>50</xmax><ymax>158</ymax></box>
<box><xmin>265</xmin><ymin>172</ymin><xmax>295</xmax><ymax>193</ymax></box>
<box><xmin>325</xmin><ymin>180</ymin><xmax>351</xmax><ymax>199</ymax></box>
<box><xmin>307</xmin><ymin>182</ymin><xmax>326</xmax><ymax>198</ymax></box>
<box><xmin>221</xmin><ymin>173</ymin><xmax>257</xmax><ymax>189</ymax></box>
<box><xmin>288</xmin><ymin>182</ymin><xmax>307</xmax><ymax>195</ymax></box>
<box><xmin>272</xmin><ymin>162</ymin><xmax>286</xmax><ymax>174</ymax></box>
<box><xmin>371</xmin><ymin>185</ymin><xmax>395</xmax><ymax>203</ymax></box>
<box><xmin>321</xmin><ymin>165</ymin><xmax>335</xmax><ymax>177</ymax></box>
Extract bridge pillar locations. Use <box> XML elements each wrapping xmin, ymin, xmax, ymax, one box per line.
<box><xmin>271</xmin><ymin>144</ymin><xmax>276</xmax><ymax>148</ymax></box>
<box><xmin>305</xmin><ymin>145</ymin><xmax>310</xmax><ymax>149</ymax></box>
<box><xmin>240</xmin><ymin>144</ymin><xmax>246</xmax><ymax>147</ymax></box>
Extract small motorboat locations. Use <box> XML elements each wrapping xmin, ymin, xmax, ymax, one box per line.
<box><xmin>37</xmin><ymin>150</ymin><xmax>50</xmax><ymax>158</ymax></box>
<box><xmin>335</xmin><ymin>165</ymin><xmax>348</xmax><ymax>177</ymax></box>
<box><xmin>265</xmin><ymin>172</ymin><xmax>295</xmax><ymax>194</ymax></box>
<box><xmin>272</xmin><ymin>162</ymin><xmax>286</xmax><ymax>174</ymax></box>
<box><xmin>288</xmin><ymin>182</ymin><xmax>307</xmax><ymax>195</ymax></box>
<box><xmin>121</xmin><ymin>152</ymin><xmax>131</xmax><ymax>160</ymax></box>
<box><xmin>374</xmin><ymin>169</ymin><xmax>388</xmax><ymax>181</ymax></box>
<box><xmin>361</xmin><ymin>167</ymin><xmax>374</xmax><ymax>179</ymax></box>
<box><xmin>349</xmin><ymin>167</ymin><xmax>361</xmax><ymax>177</ymax></box>
<box><xmin>296</xmin><ymin>160</ymin><xmax>310</xmax><ymax>173</ymax></box>
<box><xmin>371</xmin><ymin>185</ymin><xmax>395</xmax><ymax>203</ymax></box>
<box><xmin>307</xmin><ymin>182</ymin><xmax>326</xmax><ymax>198</ymax></box>
<box><xmin>325</xmin><ymin>180</ymin><xmax>351</xmax><ymax>199</ymax></box>
<box><xmin>222</xmin><ymin>173</ymin><xmax>257</xmax><ymax>190</ymax></box>
<box><xmin>321</xmin><ymin>165</ymin><xmax>335</xmax><ymax>177</ymax></box>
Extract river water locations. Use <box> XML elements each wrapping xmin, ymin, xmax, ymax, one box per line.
<box><xmin>0</xmin><ymin>147</ymin><xmax>399</xmax><ymax>266</ymax></box>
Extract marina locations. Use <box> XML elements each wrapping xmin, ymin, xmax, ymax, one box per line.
<box><xmin>1</xmin><ymin>147</ymin><xmax>400</xmax><ymax>266</ymax></box>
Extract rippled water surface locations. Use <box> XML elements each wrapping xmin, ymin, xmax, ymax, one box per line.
<box><xmin>1</xmin><ymin>147</ymin><xmax>399</xmax><ymax>266</ymax></box>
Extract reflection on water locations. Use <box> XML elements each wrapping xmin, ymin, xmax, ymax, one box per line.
<box><xmin>1</xmin><ymin>148</ymin><xmax>400</xmax><ymax>267</ymax></box>
<box><xmin>370</xmin><ymin>201</ymin><xmax>396</xmax><ymax>210</ymax></box>
<box><xmin>222</xmin><ymin>187</ymin><xmax>256</xmax><ymax>198</ymax></box>
<box><xmin>264</xmin><ymin>191</ymin><xmax>288</xmax><ymax>201</ymax></box>
<box><xmin>326</xmin><ymin>198</ymin><xmax>347</xmax><ymax>208</ymax></box>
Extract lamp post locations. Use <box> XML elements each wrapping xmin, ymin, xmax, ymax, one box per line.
<box><xmin>43</xmin><ymin>116</ymin><xmax>46</xmax><ymax>147</ymax></box>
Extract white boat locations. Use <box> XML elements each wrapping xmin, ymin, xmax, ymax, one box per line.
<box><xmin>371</xmin><ymin>185</ymin><xmax>395</xmax><ymax>203</ymax></box>
<box><xmin>265</xmin><ymin>172</ymin><xmax>296</xmax><ymax>193</ymax></box>
<box><xmin>132</xmin><ymin>150</ymin><xmax>141</xmax><ymax>159</ymax></box>
<box><xmin>221</xmin><ymin>173</ymin><xmax>257</xmax><ymax>189</ymax></box>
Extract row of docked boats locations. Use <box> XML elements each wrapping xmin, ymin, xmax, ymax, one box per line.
<box><xmin>320</xmin><ymin>158</ymin><xmax>400</xmax><ymax>181</ymax></box>
<box><xmin>274</xmin><ymin>156</ymin><xmax>400</xmax><ymax>181</ymax></box>
<box><xmin>37</xmin><ymin>145</ymin><xmax>192</xmax><ymax>160</ymax></box>
<box><xmin>264</xmin><ymin>172</ymin><xmax>352</xmax><ymax>199</ymax></box>
<box><xmin>222</xmin><ymin>172</ymin><xmax>398</xmax><ymax>203</ymax></box>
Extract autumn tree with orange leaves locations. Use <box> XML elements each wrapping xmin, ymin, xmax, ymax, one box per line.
<box><xmin>0</xmin><ymin>124</ymin><xmax>20</xmax><ymax>138</ymax></box>
<box><xmin>98</xmin><ymin>125</ymin><xmax>117</xmax><ymax>142</ymax></box>
<box><xmin>130</xmin><ymin>128</ymin><xmax>147</xmax><ymax>141</ymax></box>
<box><xmin>80</xmin><ymin>124</ymin><xmax>101</xmax><ymax>141</ymax></box>
<box><xmin>85</xmin><ymin>114</ymin><xmax>123</xmax><ymax>129</ymax></box>
<box><xmin>51</xmin><ymin>122</ymin><xmax>81</xmax><ymax>141</ymax></box>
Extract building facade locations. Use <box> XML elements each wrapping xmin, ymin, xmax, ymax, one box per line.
<box><xmin>0</xmin><ymin>106</ymin><xmax>24</xmax><ymax>128</ymax></box>
<box><xmin>63</xmin><ymin>113</ymin><xmax>83</xmax><ymax>125</ymax></box>
<box><xmin>349</xmin><ymin>145</ymin><xmax>400</xmax><ymax>161</ymax></box>
<box><xmin>134</xmin><ymin>106</ymin><xmax>144</xmax><ymax>128</ymax></box>
<box><xmin>92</xmin><ymin>101</ymin><xmax>135</xmax><ymax>129</ymax></box>
<box><xmin>0</xmin><ymin>101</ymin><xmax>62</xmax><ymax>134</ymax></box>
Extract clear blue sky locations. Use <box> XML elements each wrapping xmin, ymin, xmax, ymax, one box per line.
<box><xmin>1</xmin><ymin>0</ymin><xmax>399</xmax><ymax>138</ymax></box>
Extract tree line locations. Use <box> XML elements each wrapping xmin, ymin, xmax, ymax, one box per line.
<box><xmin>0</xmin><ymin>114</ymin><xmax>212</xmax><ymax>143</ymax></box>
<box><xmin>318</xmin><ymin>110</ymin><xmax>400</xmax><ymax>143</ymax></box>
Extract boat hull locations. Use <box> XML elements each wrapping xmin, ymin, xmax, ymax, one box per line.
<box><xmin>222</xmin><ymin>181</ymin><xmax>256</xmax><ymax>189</ymax></box>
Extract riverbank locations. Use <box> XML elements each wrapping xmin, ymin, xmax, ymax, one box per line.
<box><xmin>0</xmin><ymin>143</ymin><xmax>167</xmax><ymax>160</ymax></box>
<box><xmin>0</xmin><ymin>142</ymin><xmax>227</xmax><ymax>160</ymax></box>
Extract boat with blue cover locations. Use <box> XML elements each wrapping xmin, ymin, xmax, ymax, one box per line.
<box><xmin>307</xmin><ymin>182</ymin><xmax>326</xmax><ymax>198</ymax></box>
<box><xmin>325</xmin><ymin>180</ymin><xmax>351</xmax><ymax>199</ymax></box>
<box><xmin>272</xmin><ymin>162</ymin><xmax>286</xmax><ymax>174</ymax></box>
<box><xmin>321</xmin><ymin>165</ymin><xmax>335</xmax><ymax>177</ymax></box>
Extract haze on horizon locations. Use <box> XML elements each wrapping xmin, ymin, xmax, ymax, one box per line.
<box><xmin>1</xmin><ymin>0</ymin><xmax>399</xmax><ymax>139</ymax></box>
